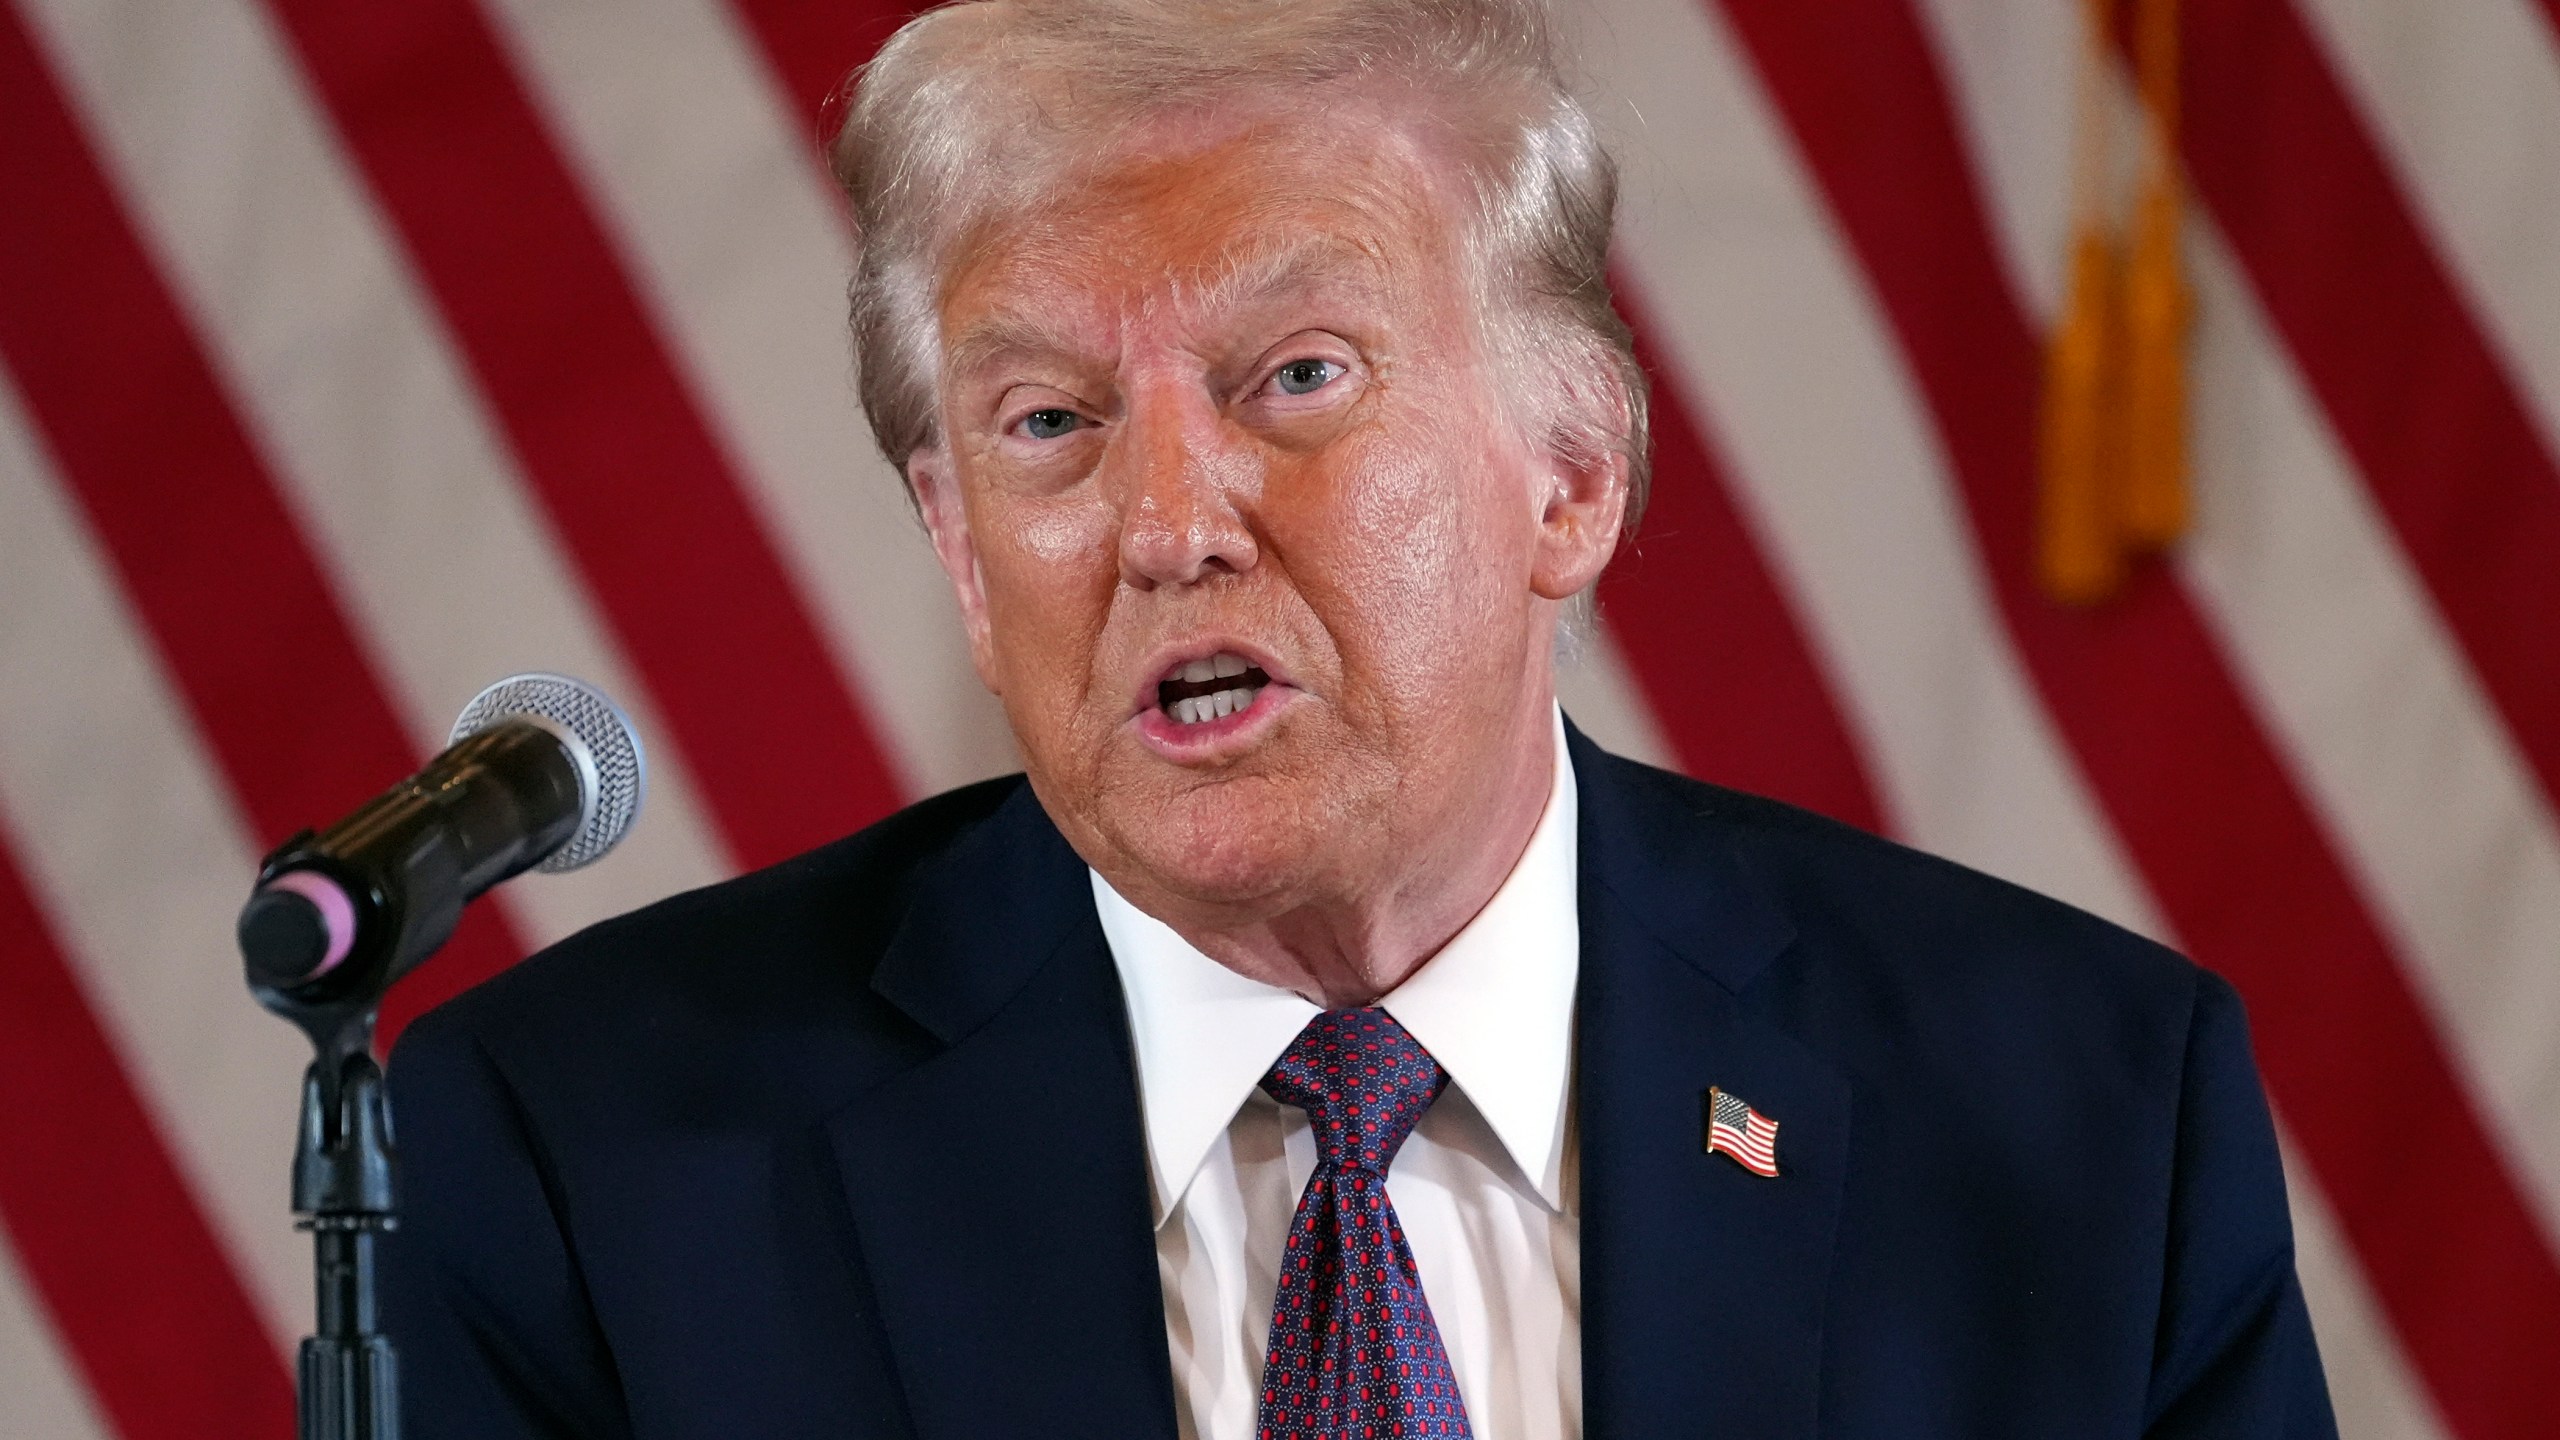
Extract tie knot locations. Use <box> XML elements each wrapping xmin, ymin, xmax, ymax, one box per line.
<box><xmin>1261</xmin><ymin>1008</ymin><xmax>1447</xmax><ymax>1174</ymax></box>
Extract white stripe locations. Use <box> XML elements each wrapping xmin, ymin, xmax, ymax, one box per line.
<box><xmin>475</xmin><ymin>0</ymin><xmax>1020</xmax><ymax>799</ymax></box>
<box><xmin>0</xmin><ymin>1233</ymin><xmax>112</xmax><ymax>1440</ymax></box>
<box><xmin>1914</xmin><ymin>0</ymin><xmax>2560</xmax><ymax>1245</ymax></box>
<box><xmin>2296</xmin><ymin>0</ymin><xmax>2560</xmax><ymax>461</ymax></box>
<box><xmin>14</xmin><ymin>0</ymin><xmax>733</xmax><ymax>947</ymax></box>
<box><xmin>1569</xmin><ymin>0</ymin><xmax>2161</xmax><ymax>937</ymax></box>
<box><xmin>2283</xmin><ymin>1136</ymin><xmax>2453</xmax><ymax>1440</ymax></box>
<box><xmin>0</xmin><ymin>367</ymin><xmax>306</xmax><ymax>1353</ymax></box>
<box><xmin>1902</xmin><ymin>0</ymin><xmax>2083</xmax><ymax>319</ymax></box>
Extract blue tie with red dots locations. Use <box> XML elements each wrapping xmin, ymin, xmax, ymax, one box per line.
<box><xmin>1256</xmin><ymin>1008</ymin><xmax>1475</xmax><ymax>1440</ymax></box>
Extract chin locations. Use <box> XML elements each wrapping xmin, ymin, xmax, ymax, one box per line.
<box><xmin>1097</xmin><ymin>776</ymin><xmax>1336</xmax><ymax>911</ymax></box>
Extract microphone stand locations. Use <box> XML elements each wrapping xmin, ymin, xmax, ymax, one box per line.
<box><xmin>244</xmin><ymin>827</ymin><xmax>441</xmax><ymax>1440</ymax></box>
<box><xmin>238</xmin><ymin>722</ymin><xmax>568</xmax><ymax>1439</ymax></box>
<box><xmin>238</xmin><ymin>699</ymin><xmax>631</xmax><ymax>1439</ymax></box>
<box><xmin>260</xmin><ymin>957</ymin><xmax>403</xmax><ymax>1440</ymax></box>
<box><xmin>287</xmin><ymin>1009</ymin><xmax>400</xmax><ymax>1440</ymax></box>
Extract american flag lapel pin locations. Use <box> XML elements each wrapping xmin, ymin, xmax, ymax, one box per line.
<box><xmin>1703</xmin><ymin>1086</ymin><xmax>1781</xmax><ymax>1177</ymax></box>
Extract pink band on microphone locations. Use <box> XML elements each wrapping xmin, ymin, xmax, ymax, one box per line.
<box><xmin>268</xmin><ymin>870</ymin><xmax>358</xmax><ymax>977</ymax></box>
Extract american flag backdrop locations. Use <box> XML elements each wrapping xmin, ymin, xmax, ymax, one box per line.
<box><xmin>0</xmin><ymin>0</ymin><xmax>2553</xmax><ymax>1434</ymax></box>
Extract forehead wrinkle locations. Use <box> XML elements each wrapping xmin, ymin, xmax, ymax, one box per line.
<box><xmin>1161</xmin><ymin>230</ymin><xmax>1398</xmax><ymax>333</ymax></box>
<box><xmin>941</xmin><ymin>213</ymin><xmax>1129</xmax><ymax>382</ymax></box>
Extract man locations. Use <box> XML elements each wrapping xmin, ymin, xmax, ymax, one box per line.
<box><xmin>382</xmin><ymin>0</ymin><xmax>2336</xmax><ymax>1435</ymax></box>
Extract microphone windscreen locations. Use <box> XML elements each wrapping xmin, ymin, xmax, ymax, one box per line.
<box><xmin>450</xmin><ymin>673</ymin><xmax>647</xmax><ymax>872</ymax></box>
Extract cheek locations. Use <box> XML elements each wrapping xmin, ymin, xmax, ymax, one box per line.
<box><xmin>992</xmin><ymin>493</ymin><xmax>1117</xmax><ymax>570</ymax></box>
<box><xmin>1304</xmin><ymin>400</ymin><xmax>1499</xmax><ymax>558</ymax></box>
<box><xmin>1279</xmin><ymin>406</ymin><xmax>1536</xmax><ymax>697</ymax></box>
<box><xmin>972</xmin><ymin>491</ymin><xmax>1123</xmax><ymax>705</ymax></box>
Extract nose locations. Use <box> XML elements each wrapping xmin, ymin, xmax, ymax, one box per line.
<box><xmin>1111</xmin><ymin>380</ymin><xmax>1260</xmax><ymax>590</ymax></box>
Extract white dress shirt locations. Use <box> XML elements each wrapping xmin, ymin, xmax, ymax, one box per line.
<box><xmin>1092</xmin><ymin>711</ymin><xmax>1581</xmax><ymax>1440</ymax></box>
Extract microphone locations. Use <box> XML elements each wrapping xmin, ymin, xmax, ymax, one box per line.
<box><xmin>238</xmin><ymin>673</ymin><xmax>646</xmax><ymax>1009</ymax></box>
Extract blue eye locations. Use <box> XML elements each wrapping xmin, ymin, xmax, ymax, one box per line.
<box><xmin>1020</xmin><ymin>408</ymin><xmax>1082</xmax><ymax>440</ymax></box>
<box><xmin>1271</xmin><ymin>359</ymin><xmax>1344</xmax><ymax>396</ymax></box>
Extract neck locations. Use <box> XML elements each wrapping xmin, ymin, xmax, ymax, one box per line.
<box><xmin>1176</xmin><ymin>705</ymin><xmax>1558</xmax><ymax>1009</ymax></box>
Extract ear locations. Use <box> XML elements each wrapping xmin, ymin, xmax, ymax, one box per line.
<box><xmin>907</xmin><ymin>446</ymin><xmax>1005</xmax><ymax>695</ymax></box>
<box><xmin>1528</xmin><ymin>434</ymin><xmax>1630</xmax><ymax>602</ymax></box>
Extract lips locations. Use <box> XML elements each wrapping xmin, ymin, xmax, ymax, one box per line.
<box><xmin>1155</xmin><ymin>651</ymin><xmax>1271</xmax><ymax>726</ymax></box>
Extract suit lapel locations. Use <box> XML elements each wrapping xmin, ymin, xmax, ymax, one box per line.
<box><xmin>824</xmin><ymin>786</ymin><xmax>1178</xmax><ymax>1440</ymax></box>
<box><xmin>821</xmin><ymin>738</ymin><xmax>1851</xmax><ymax>1439</ymax></box>
<box><xmin>1571</xmin><ymin>729</ymin><xmax>1852</xmax><ymax>1440</ymax></box>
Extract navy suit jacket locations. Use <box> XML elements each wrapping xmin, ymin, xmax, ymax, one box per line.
<box><xmin>382</xmin><ymin>727</ymin><xmax>2336</xmax><ymax>1438</ymax></box>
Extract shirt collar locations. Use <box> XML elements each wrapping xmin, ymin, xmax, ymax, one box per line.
<box><xmin>1093</xmin><ymin>709</ymin><xmax>1580</xmax><ymax>1224</ymax></box>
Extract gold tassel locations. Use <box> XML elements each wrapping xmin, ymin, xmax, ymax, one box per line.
<box><xmin>2118</xmin><ymin>0</ymin><xmax>2188</xmax><ymax>551</ymax></box>
<box><xmin>2037</xmin><ymin>0</ymin><xmax>2190</xmax><ymax>603</ymax></box>
<box><xmin>2039</xmin><ymin>0</ymin><xmax>2126</xmax><ymax>605</ymax></box>
<box><xmin>2040</xmin><ymin>226</ymin><xmax>2122</xmax><ymax>605</ymax></box>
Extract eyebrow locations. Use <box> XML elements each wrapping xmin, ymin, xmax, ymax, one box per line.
<box><xmin>944</xmin><ymin>311</ymin><xmax>1092</xmax><ymax>385</ymax></box>
<box><xmin>942</xmin><ymin>231</ymin><xmax>1394</xmax><ymax>383</ymax></box>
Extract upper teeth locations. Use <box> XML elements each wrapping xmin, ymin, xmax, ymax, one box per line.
<box><xmin>1178</xmin><ymin>654</ymin><xmax>1249</xmax><ymax>684</ymax></box>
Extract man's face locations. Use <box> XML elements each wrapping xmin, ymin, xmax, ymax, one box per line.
<box><xmin>915</xmin><ymin>115</ymin><xmax>1618</xmax><ymax>923</ymax></box>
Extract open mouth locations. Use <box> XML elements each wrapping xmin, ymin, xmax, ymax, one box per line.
<box><xmin>1155</xmin><ymin>652</ymin><xmax>1272</xmax><ymax>726</ymax></box>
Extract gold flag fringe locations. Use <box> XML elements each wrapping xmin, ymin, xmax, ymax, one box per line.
<box><xmin>2120</xmin><ymin>0</ymin><xmax>2189</xmax><ymax>550</ymax></box>
<box><xmin>2040</xmin><ymin>224</ymin><xmax>2123</xmax><ymax>604</ymax></box>
<box><xmin>2037</xmin><ymin>0</ymin><xmax>2190</xmax><ymax>605</ymax></box>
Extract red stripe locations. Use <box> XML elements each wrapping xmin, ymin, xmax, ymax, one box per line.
<box><xmin>1711</xmin><ymin>1</ymin><xmax>2560</xmax><ymax>1433</ymax></box>
<box><xmin>256</xmin><ymin>0</ymin><xmax>907</xmax><ymax>873</ymax></box>
<box><xmin>2175</xmin><ymin>0</ymin><xmax>2560</xmax><ymax>826</ymax></box>
<box><xmin>0</xmin><ymin>830</ymin><xmax>295</xmax><ymax>1439</ymax></box>
<box><xmin>1605</xmin><ymin>309</ymin><xmax>1890</xmax><ymax>832</ymax></box>
<box><xmin>0</xmin><ymin>6</ymin><xmax>521</xmax><ymax>1040</ymax></box>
